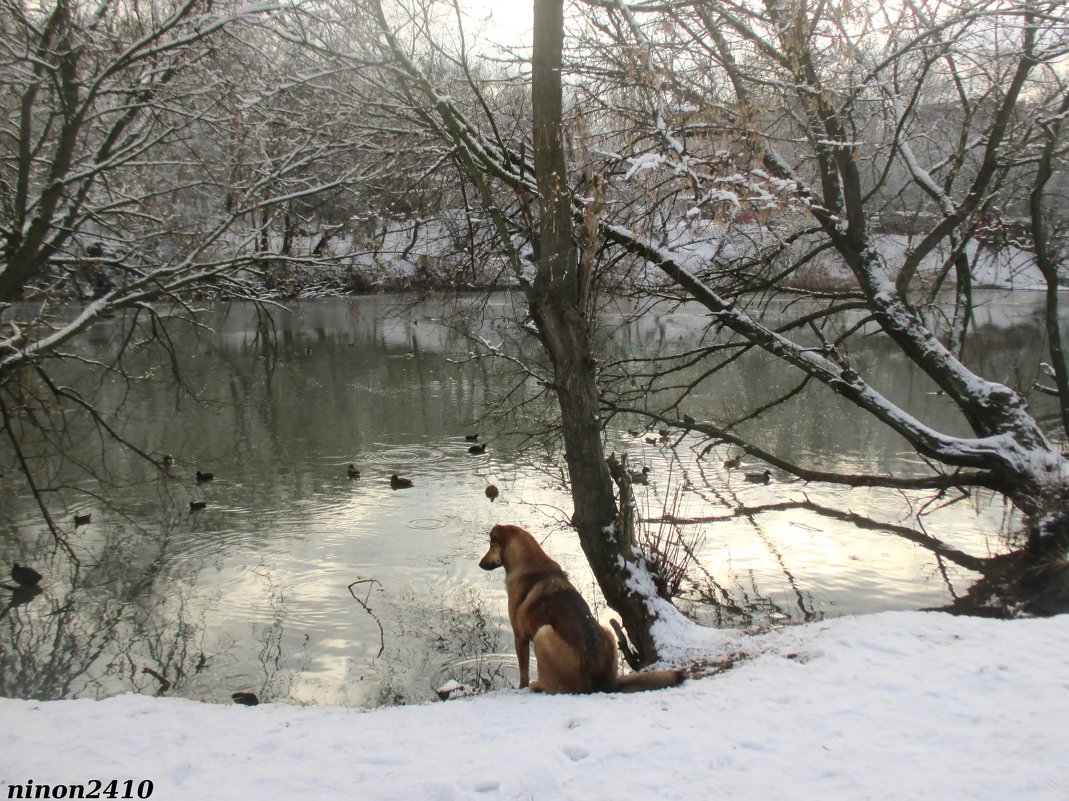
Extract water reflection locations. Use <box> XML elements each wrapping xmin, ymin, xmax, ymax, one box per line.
<box><xmin>0</xmin><ymin>292</ymin><xmax>1060</xmax><ymax>706</ymax></box>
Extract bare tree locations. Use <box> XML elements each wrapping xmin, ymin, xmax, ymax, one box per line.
<box><xmin>569</xmin><ymin>0</ymin><xmax>1069</xmax><ymax>553</ymax></box>
<box><xmin>349</xmin><ymin>0</ymin><xmax>668</xmax><ymax>664</ymax></box>
<box><xmin>350</xmin><ymin>0</ymin><xmax>1069</xmax><ymax>622</ymax></box>
<box><xmin>529</xmin><ymin>0</ymin><xmax>666</xmax><ymax>663</ymax></box>
<box><xmin>0</xmin><ymin>0</ymin><xmax>391</xmax><ymax>532</ymax></box>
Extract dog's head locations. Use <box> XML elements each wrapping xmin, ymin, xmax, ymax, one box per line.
<box><xmin>478</xmin><ymin>524</ymin><xmax>528</xmax><ymax>571</ymax></box>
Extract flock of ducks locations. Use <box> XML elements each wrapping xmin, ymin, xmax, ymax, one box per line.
<box><xmin>65</xmin><ymin>461</ymin><xmax>214</xmax><ymax>528</ymax></box>
<box><xmin>5</xmin><ymin>430</ymin><xmax>510</xmax><ymax>706</ymax></box>
<box><xmin>64</xmin><ymin>434</ymin><xmax>499</xmax><ymax>540</ymax></box>
<box><xmin>346</xmin><ymin>432</ymin><xmax>499</xmax><ymax>501</ymax></box>
<box><xmin>10</xmin><ymin>461</ymin><xmax>223</xmax><ymax>595</ymax></box>
<box><xmin>338</xmin><ymin>427</ymin><xmax>773</xmax><ymax>503</ymax></box>
<box><xmin>7</xmin><ymin>424</ymin><xmax>773</xmax><ymax>626</ymax></box>
<box><xmin>625</xmin><ymin>427</ymin><xmax>775</xmax><ymax>486</ymax></box>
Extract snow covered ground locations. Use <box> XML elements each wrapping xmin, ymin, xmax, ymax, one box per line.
<box><xmin>5</xmin><ymin>610</ymin><xmax>1068</xmax><ymax>800</ymax></box>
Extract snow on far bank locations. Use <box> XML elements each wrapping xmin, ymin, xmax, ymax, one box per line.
<box><xmin>5</xmin><ymin>611</ymin><xmax>1068</xmax><ymax>801</ymax></box>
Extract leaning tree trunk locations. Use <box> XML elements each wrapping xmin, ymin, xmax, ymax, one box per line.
<box><xmin>529</xmin><ymin>0</ymin><xmax>658</xmax><ymax>665</ymax></box>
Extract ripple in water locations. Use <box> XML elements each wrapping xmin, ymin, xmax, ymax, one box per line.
<box><xmin>431</xmin><ymin>653</ymin><xmax>523</xmax><ymax>697</ymax></box>
<box><xmin>361</xmin><ymin>446</ymin><xmax>447</xmax><ymax>468</ymax></box>
<box><xmin>406</xmin><ymin>518</ymin><xmax>445</xmax><ymax>530</ymax></box>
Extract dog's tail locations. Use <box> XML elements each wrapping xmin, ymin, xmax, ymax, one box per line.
<box><xmin>611</xmin><ymin>668</ymin><xmax>686</xmax><ymax>693</ymax></box>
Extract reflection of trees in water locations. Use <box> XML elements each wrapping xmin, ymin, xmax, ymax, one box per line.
<box><xmin>634</xmin><ymin>447</ymin><xmax>820</xmax><ymax>628</ymax></box>
<box><xmin>629</xmin><ymin>437</ymin><xmax>1017</xmax><ymax>629</ymax></box>
<box><xmin>0</xmin><ymin>584</ymin><xmax>125</xmax><ymax>699</ymax></box>
<box><xmin>1</xmin><ymin>299</ymin><xmax>527</xmax><ymax>707</ymax></box>
<box><xmin>0</xmin><ymin>510</ymin><xmax>230</xmax><ymax>701</ymax></box>
<box><xmin>682</xmin><ymin>571</ymin><xmax>801</xmax><ymax>630</ymax></box>
<box><xmin>670</xmin><ymin>485</ymin><xmax>1061</xmax><ymax>622</ymax></box>
<box><xmin>249</xmin><ymin>569</ymin><xmax>297</xmax><ymax>704</ymax></box>
<box><xmin>358</xmin><ymin>583</ymin><xmax>509</xmax><ymax>706</ymax></box>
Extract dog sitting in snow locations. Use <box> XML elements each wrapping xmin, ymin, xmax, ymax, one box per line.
<box><xmin>479</xmin><ymin>524</ymin><xmax>685</xmax><ymax>694</ymax></box>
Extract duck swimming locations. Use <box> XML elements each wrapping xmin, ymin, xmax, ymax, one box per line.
<box><xmin>744</xmin><ymin>469</ymin><xmax>773</xmax><ymax>484</ymax></box>
<box><xmin>629</xmin><ymin>466</ymin><xmax>651</xmax><ymax>484</ymax></box>
<box><xmin>390</xmin><ymin>474</ymin><xmax>414</xmax><ymax>489</ymax></box>
<box><xmin>11</xmin><ymin>563</ymin><xmax>42</xmax><ymax>588</ymax></box>
<box><xmin>347</xmin><ymin>463</ymin><xmax>361</xmax><ymax>479</ymax></box>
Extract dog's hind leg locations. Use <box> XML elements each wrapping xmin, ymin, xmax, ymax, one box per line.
<box><xmin>530</xmin><ymin>625</ymin><xmax>583</xmax><ymax>694</ymax></box>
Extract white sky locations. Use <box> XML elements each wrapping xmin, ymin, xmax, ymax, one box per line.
<box><xmin>456</xmin><ymin>0</ymin><xmax>534</xmax><ymax>50</ymax></box>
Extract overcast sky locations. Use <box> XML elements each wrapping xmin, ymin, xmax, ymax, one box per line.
<box><xmin>457</xmin><ymin>0</ymin><xmax>534</xmax><ymax>50</ymax></box>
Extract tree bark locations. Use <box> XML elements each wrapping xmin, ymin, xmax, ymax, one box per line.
<box><xmin>529</xmin><ymin>0</ymin><xmax>658</xmax><ymax>665</ymax></box>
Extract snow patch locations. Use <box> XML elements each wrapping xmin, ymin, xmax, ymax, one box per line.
<box><xmin>623</xmin><ymin>153</ymin><xmax>666</xmax><ymax>180</ymax></box>
<box><xmin>5</xmin><ymin>612</ymin><xmax>1068</xmax><ymax>801</ymax></box>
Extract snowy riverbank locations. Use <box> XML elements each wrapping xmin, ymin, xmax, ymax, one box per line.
<box><xmin>5</xmin><ymin>611</ymin><xmax>1068</xmax><ymax>801</ymax></box>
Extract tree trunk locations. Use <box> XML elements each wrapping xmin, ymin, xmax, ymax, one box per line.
<box><xmin>529</xmin><ymin>0</ymin><xmax>658</xmax><ymax>665</ymax></box>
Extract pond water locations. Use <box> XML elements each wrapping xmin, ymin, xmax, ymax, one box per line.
<box><xmin>0</xmin><ymin>291</ymin><xmax>1061</xmax><ymax>707</ymax></box>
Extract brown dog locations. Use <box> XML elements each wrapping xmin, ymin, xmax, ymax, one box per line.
<box><xmin>479</xmin><ymin>524</ymin><xmax>685</xmax><ymax>694</ymax></box>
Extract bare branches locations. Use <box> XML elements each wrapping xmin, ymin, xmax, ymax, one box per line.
<box><xmin>649</xmin><ymin>496</ymin><xmax>988</xmax><ymax>573</ymax></box>
<box><xmin>0</xmin><ymin>0</ymin><xmax>428</xmax><ymax>527</ymax></box>
<box><xmin>1028</xmin><ymin>86</ymin><xmax>1069</xmax><ymax>440</ymax></box>
<box><xmin>562</xmin><ymin>0</ymin><xmax>1069</xmax><ymax>524</ymax></box>
<box><xmin>333</xmin><ymin>0</ymin><xmax>1069</xmax><ymax>552</ymax></box>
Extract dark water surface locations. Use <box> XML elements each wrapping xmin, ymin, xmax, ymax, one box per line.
<box><xmin>0</xmin><ymin>292</ymin><xmax>1059</xmax><ymax>706</ymax></box>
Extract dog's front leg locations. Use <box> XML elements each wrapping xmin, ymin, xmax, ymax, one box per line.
<box><xmin>515</xmin><ymin>634</ymin><xmax>530</xmax><ymax>688</ymax></box>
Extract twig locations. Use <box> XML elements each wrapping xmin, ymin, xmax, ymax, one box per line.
<box><xmin>142</xmin><ymin>666</ymin><xmax>172</xmax><ymax>696</ymax></box>
<box><xmin>348</xmin><ymin>578</ymin><xmax>386</xmax><ymax>659</ymax></box>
